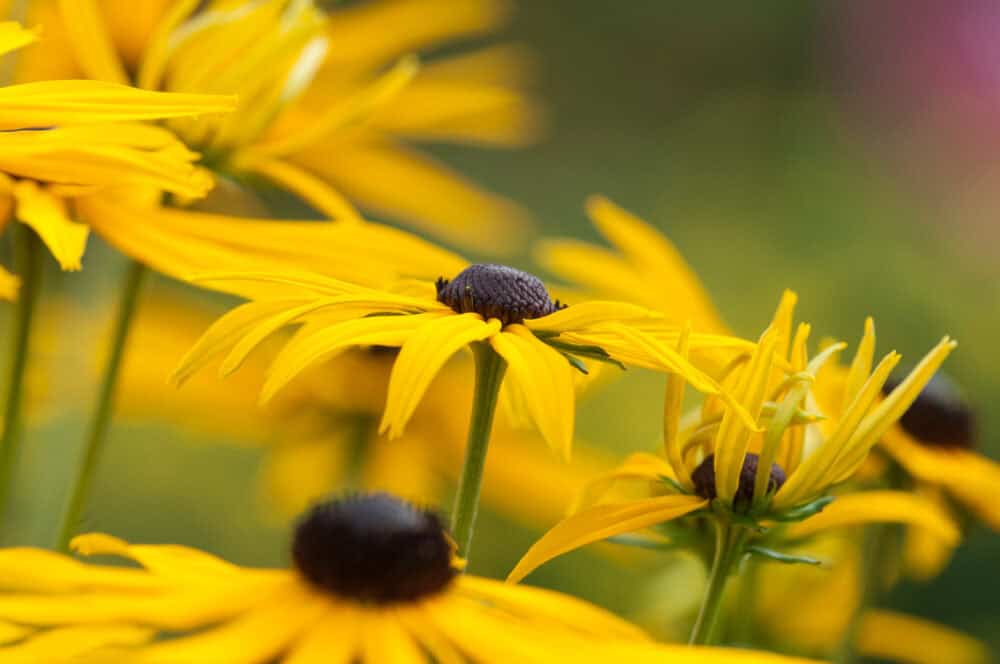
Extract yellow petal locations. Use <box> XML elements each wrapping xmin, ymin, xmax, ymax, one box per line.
<box><xmin>361</xmin><ymin>611</ymin><xmax>428</xmax><ymax>664</ymax></box>
<box><xmin>785</xmin><ymin>490</ymin><xmax>960</xmax><ymax>545</ymax></box>
<box><xmin>263</xmin><ymin>312</ymin><xmax>447</xmax><ymax>403</ymax></box>
<box><xmin>0</xmin><ymin>547</ymin><xmax>162</xmax><ymax>593</ymax></box>
<box><xmin>380</xmin><ymin>313</ymin><xmax>500</xmax><ymax>438</ymax></box>
<box><xmin>56</xmin><ymin>0</ymin><xmax>129</xmax><ymax>83</ymax></box>
<box><xmin>506</xmin><ymin>494</ymin><xmax>707</xmax><ymax>583</ymax></box>
<box><xmin>0</xmin><ymin>22</ymin><xmax>37</xmax><ymax>58</ymax></box>
<box><xmin>242</xmin><ymin>157</ymin><xmax>363</xmax><ymax>222</ymax></box>
<box><xmin>857</xmin><ymin>610</ymin><xmax>991</xmax><ymax>664</ymax></box>
<box><xmin>844</xmin><ymin>317</ymin><xmax>875</xmax><ymax>405</ymax></box>
<box><xmin>524</xmin><ymin>301</ymin><xmax>660</xmax><ymax>331</ymax></box>
<box><xmin>570</xmin><ymin>452</ymin><xmax>678</xmax><ymax>513</ymax></box>
<box><xmin>489</xmin><ymin>327</ymin><xmax>575</xmax><ymax>458</ymax></box>
<box><xmin>0</xmin><ymin>624</ymin><xmax>153</xmax><ymax>663</ymax></box>
<box><xmin>12</xmin><ymin>181</ymin><xmax>88</xmax><ymax>270</ymax></box>
<box><xmin>0</xmin><ymin>265</ymin><xmax>20</xmax><ymax>301</ymax></box>
<box><xmin>71</xmin><ymin>533</ymin><xmax>242</xmax><ymax>582</ymax></box>
<box><xmin>283</xmin><ymin>606</ymin><xmax>357</xmax><ymax>664</ymax></box>
<box><xmin>136</xmin><ymin>0</ymin><xmax>201</xmax><ymax>90</ymax></box>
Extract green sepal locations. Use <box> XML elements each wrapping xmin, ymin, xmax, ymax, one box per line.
<box><xmin>746</xmin><ymin>545</ymin><xmax>823</xmax><ymax>566</ymax></box>
<box><xmin>770</xmin><ymin>495</ymin><xmax>835</xmax><ymax>522</ymax></box>
<box><xmin>657</xmin><ymin>474</ymin><xmax>685</xmax><ymax>493</ymax></box>
<box><xmin>711</xmin><ymin>499</ymin><xmax>768</xmax><ymax>533</ymax></box>
<box><xmin>538</xmin><ymin>337</ymin><xmax>627</xmax><ymax>371</ymax></box>
<box><xmin>558</xmin><ymin>351</ymin><xmax>590</xmax><ymax>375</ymax></box>
<box><xmin>605</xmin><ymin>534</ymin><xmax>675</xmax><ymax>551</ymax></box>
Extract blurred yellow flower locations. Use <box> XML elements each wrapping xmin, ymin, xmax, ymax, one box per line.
<box><xmin>173</xmin><ymin>263</ymin><xmax>754</xmax><ymax>458</ymax></box>
<box><xmin>0</xmin><ymin>494</ymin><xmax>824</xmax><ymax>664</ymax></box>
<box><xmin>507</xmin><ymin>294</ymin><xmax>957</xmax><ymax>582</ymax></box>
<box><xmin>0</xmin><ymin>21</ymin><xmax>236</xmax><ymax>297</ymax></box>
<box><xmin>20</xmin><ymin>0</ymin><xmax>541</xmax><ymax>252</ymax></box>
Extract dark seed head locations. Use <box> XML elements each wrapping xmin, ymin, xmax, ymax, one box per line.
<box><xmin>436</xmin><ymin>263</ymin><xmax>564</xmax><ymax>326</ymax></box>
<box><xmin>691</xmin><ymin>453</ymin><xmax>786</xmax><ymax>512</ymax></box>
<box><xmin>882</xmin><ymin>374</ymin><xmax>976</xmax><ymax>450</ymax></box>
<box><xmin>291</xmin><ymin>493</ymin><xmax>456</xmax><ymax>605</ymax></box>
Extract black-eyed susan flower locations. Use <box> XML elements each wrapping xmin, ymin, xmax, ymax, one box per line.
<box><xmin>506</xmin><ymin>293</ymin><xmax>956</xmax><ymax>644</ymax></box>
<box><xmin>172</xmin><ymin>261</ymin><xmax>755</xmax><ymax>559</ymax></box>
<box><xmin>20</xmin><ymin>0</ymin><xmax>541</xmax><ymax>253</ymax></box>
<box><xmin>0</xmin><ymin>493</ymin><xmax>825</xmax><ymax>664</ymax></box>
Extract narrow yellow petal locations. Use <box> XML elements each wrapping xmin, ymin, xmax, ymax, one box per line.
<box><xmin>0</xmin><ymin>547</ymin><xmax>162</xmax><ymax>593</ymax></box>
<box><xmin>769</xmin><ymin>289</ymin><xmax>798</xmax><ymax>362</ymax></box>
<box><xmin>844</xmin><ymin>317</ymin><xmax>875</xmax><ymax>405</ymax></box>
<box><xmin>12</xmin><ymin>181</ymin><xmax>88</xmax><ymax>271</ymax></box>
<box><xmin>0</xmin><ymin>625</ymin><xmax>152</xmax><ymax>663</ymax></box>
<box><xmin>380</xmin><ymin>314</ymin><xmax>500</xmax><ymax>438</ymax></box>
<box><xmin>506</xmin><ymin>494</ymin><xmax>707</xmax><ymax>583</ymax></box>
<box><xmin>664</xmin><ymin>323</ymin><xmax>692</xmax><ymax>489</ymax></box>
<box><xmin>262</xmin><ymin>312</ymin><xmax>446</xmax><ymax>403</ymax></box>
<box><xmin>489</xmin><ymin>328</ymin><xmax>575</xmax><ymax>458</ymax></box>
<box><xmin>57</xmin><ymin>0</ymin><xmax>129</xmax><ymax>83</ymax></box>
<box><xmin>361</xmin><ymin>611</ymin><xmax>429</xmax><ymax>664</ymax></box>
<box><xmin>570</xmin><ymin>452</ymin><xmax>678</xmax><ymax>513</ymax></box>
<box><xmin>136</xmin><ymin>0</ymin><xmax>201</xmax><ymax>90</ymax></box>
<box><xmin>524</xmin><ymin>301</ymin><xmax>660</xmax><ymax>331</ymax></box>
<box><xmin>283</xmin><ymin>606</ymin><xmax>357</xmax><ymax>664</ymax></box>
<box><xmin>785</xmin><ymin>490</ymin><xmax>960</xmax><ymax>545</ymax></box>
<box><xmin>0</xmin><ymin>22</ymin><xmax>37</xmax><ymax>58</ymax></box>
<box><xmin>0</xmin><ymin>265</ymin><xmax>19</xmax><ymax>301</ymax></box>
<box><xmin>242</xmin><ymin>157</ymin><xmax>363</xmax><ymax>222</ymax></box>
<box><xmin>858</xmin><ymin>610</ymin><xmax>991</xmax><ymax>664</ymax></box>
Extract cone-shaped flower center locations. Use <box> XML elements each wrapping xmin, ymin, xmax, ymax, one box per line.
<box><xmin>691</xmin><ymin>453</ymin><xmax>786</xmax><ymax>511</ymax></box>
<box><xmin>436</xmin><ymin>263</ymin><xmax>562</xmax><ymax>326</ymax></box>
<box><xmin>292</xmin><ymin>493</ymin><xmax>456</xmax><ymax>605</ymax></box>
<box><xmin>883</xmin><ymin>374</ymin><xmax>976</xmax><ymax>450</ymax></box>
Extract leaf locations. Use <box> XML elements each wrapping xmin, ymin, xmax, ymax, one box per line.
<box><xmin>746</xmin><ymin>545</ymin><xmax>823</xmax><ymax>566</ymax></box>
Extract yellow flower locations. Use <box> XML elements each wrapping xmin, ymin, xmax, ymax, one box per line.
<box><xmin>173</xmin><ymin>262</ymin><xmax>755</xmax><ymax>459</ymax></box>
<box><xmin>0</xmin><ymin>493</ymin><xmax>823</xmax><ymax>664</ymax></box>
<box><xmin>507</xmin><ymin>294</ymin><xmax>957</xmax><ymax>582</ymax></box>
<box><xmin>114</xmin><ymin>291</ymin><xmax>614</xmax><ymax>527</ymax></box>
<box><xmin>22</xmin><ymin>0</ymin><xmax>541</xmax><ymax>252</ymax></box>
<box><xmin>0</xmin><ymin>21</ymin><xmax>236</xmax><ymax>296</ymax></box>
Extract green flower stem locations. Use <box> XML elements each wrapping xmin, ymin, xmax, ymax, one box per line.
<box><xmin>689</xmin><ymin>518</ymin><xmax>748</xmax><ymax>645</ymax></box>
<box><xmin>0</xmin><ymin>225</ymin><xmax>43</xmax><ymax>518</ymax></box>
<box><xmin>56</xmin><ymin>260</ymin><xmax>146</xmax><ymax>550</ymax></box>
<box><xmin>450</xmin><ymin>341</ymin><xmax>506</xmax><ymax>564</ymax></box>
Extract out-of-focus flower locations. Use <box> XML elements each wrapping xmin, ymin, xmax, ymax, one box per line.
<box><xmin>22</xmin><ymin>0</ymin><xmax>541</xmax><ymax>253</ymax></box>
<box><xmin>172</xmin><ymin>262</ymin><xmax>755</xmax><ymax>459</ymax></box>
<box><xmin>0</xmin><ymin>493</ymin><xmax>825</xmax><ymax>664</ymax></box>
<box><xmin>506</xmin><ymin>294</ymin><xmax>957</xmax><ymax>583</ymax></box>
<box><xmin>115</xmin><ymin>291</ymin><xmax>613</xmax><ymax>527</ymax></box>
<box><xmin>0</xmin><ymin>21</ymin><xmax>236</xmax><ymax>298</ymax></box>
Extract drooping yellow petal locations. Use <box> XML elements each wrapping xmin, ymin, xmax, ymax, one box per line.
<box><xmin>360</xmin><ymin>610</ymin><xmax>428</xmax><ymax>664</ymax></box>
<box><xmin>262</xmin><ymin>312</ymin><xmax>449</xmax><ymax>403</ymax></box>
<box><xmin>663</xmin><ymin>324</ymin><xmax>692</xmax><ymax>489</ymax></box>
<box><xmin>903</xmin><ymin>489</ymin><xmax>958</xmax><ymax>580</ymax></box>
<box><xmin>136</xmin><ymin>0</ymin><xmax>201</xmax><ymax>90</ymax></box>
<box><xmin>570</xmin><ymin>452</ymin><xmax>678</xmax><ymax>513</ymax></box>
<box><xmin>489</xmin><ymin>327</ymin><xmax>575</xmax><ymax>458</ymax></box>
<box><xmin>0</xmin><ymin>22</ymin><xmax>37</xmax><ymax>57</ymax></box>
<box><xmin>71</xmin><ymin>533</ymin><xmax>243</xmax><ymax>583</ymax></box>
<box><xmin>857</xmin><ymin>610</ymin><xmax>991</xmax><ymax>664</ymax></box>
<box><xmin>56</xmin><ymin>0</ymin><xmax>129</xmax><ymax>83</ymax></box>
<box><xmin>0</xmin><ymin>547</ymin><xmax>163</xmax><ymax>593</ymax></box>
<box><xmin>12</xmin><ymin>180</ymin><xmax>89</xmax><ymax>270</ymax></box>
<box><xmin>0</xmin><ymin>265</ymin><xmax>20</xmax><ymax>300</ymax></box>
<box><xmin>0</xmin><ymin>80</ymin><xmax>235</xmax><ymax>129</ymax></box>
<box><xmin>506</xmin><ymin>494</ymin><xmax>707</xmax><ymax>583</ymax></box>
<box><xmin>380</xmin><ymin>313</ymin><xmax>500</xmax><ymax>438</ymax></box>
<box><xmin>524</xmin><ymin>301</ymin><xmax>660</xmax><ymax>331</ymax></box>
<box><xmin>399</xmin><ymin>606</ymin><xmax>465</xmax><ymax>664</ymax></box>
<box><xmin>785</xmin><ymin>491</ymin><xmax>960</xmax><ymax>545</ymax></box>
<box><xmin>242</xmin><ymin>157</ymin><xmax>363</xmax><ymax>222</ymax></box>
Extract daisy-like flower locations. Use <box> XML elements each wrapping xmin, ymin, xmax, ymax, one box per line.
<box><xmin>20</xmin><ymin>0</ymin><xmax>541</xmax><ymax>253</ymax></box>
<box><xmin>0</xmin><ymin>21</ymin><xmax>237</xmax><ymax>296</ymax></box>
<box><xmin>173</xmin><ymin>261</ymin><xmax>755</xmax><ymax>558</ymax></box>
<box><xmin>113</xmin><ymin>291</ymin><xmax>613</xmax><ymax>528</ymax></box>
<box><xmin>506</xmin><ymin>293</ymin><xmax>956</xmax><ymax>644</ymax></box>
<box><xmin>0</xmin><ymin>493</ymin><xmax>823</xmax><ymax>664</ymax></box>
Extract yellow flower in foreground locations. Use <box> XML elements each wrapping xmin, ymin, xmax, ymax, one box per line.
<box><xmin>24</xmin><ymin>0</ymin><xmax>541</xmax><ymax>252</ymax></box>
<box><xmin>507</xmin><ymin>294</ymin><xmax>957</xmax><ymax>582</ymax></box>
<box><xmin>174</xmin><ymin>263</ymin><xmax>754</xmax><ymax>459</ymax></box>
<box><xmin>0</xmin><ymin>494</ymin><xmax>823</xmax><ymax>664</ymax></box>
<box><xmin>0</xmin><ymin>21</ymin><xmax>235</xmax><ymax>297</ymax></box>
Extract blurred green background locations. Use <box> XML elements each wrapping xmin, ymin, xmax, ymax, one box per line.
<box><xmin>4</xmin><ymin>2</ymin><xmax>999</xmax><ymax>661</ymax></box>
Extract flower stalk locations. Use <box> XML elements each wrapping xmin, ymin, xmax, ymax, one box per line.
<box><xmin>689</xmin><ymin>516</ymin><xmax>749</xmax><ymax>645</ymax></box>
<box><xmin>450</xmin><ymin>341</ymin><xmax>506</xmax><ymax>563</ymax></box>
<box><xmin>0</xmin><ymin>224</ymin><xmax>42</xmax><ymax>519</ymax></box>
<box><xmin>56</xmin><ymin>260</ymin><xmax>146</xmax><ymax>550</ymax></box>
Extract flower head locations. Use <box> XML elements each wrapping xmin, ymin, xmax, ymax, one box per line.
<box><xmin>0</xmin><ymin>493</ymin><xmax>824</xmax><ymax>663</ymax></box>
<box><xmin>173</xmin><ymin>259</ymin><xmax>755</xmax><ymax>459</ymax></box>
<box><xmin>23</xmin><ymin>0</ymin><xmax>542</xmax><ymax>252</ymax></box>
<box><xmin>506</xmin><ymin>293</ymin><xmax>958</xmax><ymax>582</ymax></box>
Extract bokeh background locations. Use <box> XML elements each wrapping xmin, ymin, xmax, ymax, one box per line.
<box><xmin>3</xmin><ymin>2</ymin><xmax>998</xmax><ymax>661</ymax></box>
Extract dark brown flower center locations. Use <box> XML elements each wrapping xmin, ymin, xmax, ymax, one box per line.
<box><xmin>436</xmin><ymin>263</ymin><xmax>563</xmax><ymax>326</ymax></box>
<box><xmin>292</xmin><ymin>493</ymin><xmax>455</xmax><ymax>605</ymax></box>
<box><xmin>691</xmin><ymin>453</ymin><xmax>786</xmax><ymax>511</ymax></box>
<box><xmin>882</xmin><ymin>374</ymin><xmax>976</xmax><ymax>450</ymax></box>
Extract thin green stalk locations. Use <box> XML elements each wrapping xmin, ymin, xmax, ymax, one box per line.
<box><xmin>0</xmin><ymin>225</ymin><xmax>42</xmax><ymax>518</ymax></box>
<box><xmin>834</xmin><ymin>524</ymin><xmax>886</xmax><ymax>664</ymax></box>
<box><xmin>689</xmin><ymin>519</ymin><xmax>747</xmax><ymax>645</ymax></box>
<box><xmin>56</xmin><ymin>260</ymin><xmax>146</xmax><ymax>550</ymax></box>
<box><xmin>449</xmin><ymin>342</ymin><xmax>506</xmax><ymax>563</ymax></box>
